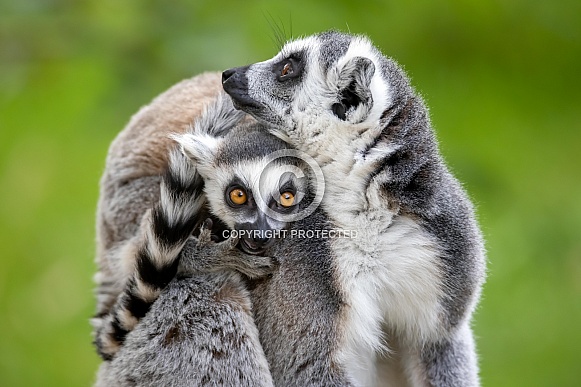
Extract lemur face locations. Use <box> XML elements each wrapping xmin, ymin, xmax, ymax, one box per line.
<box><xmin>222</xmin><ymin>31</ymin><xmax>393</xmax><ymax>156</ymax></box>
<box><xmin>175</xmin><ymin>128</ymin><xmax>309</xmax><ymax>255</ymax></box>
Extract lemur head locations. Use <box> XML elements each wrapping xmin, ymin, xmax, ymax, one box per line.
<box><xmin>174</xmin><ymin>124</ymin><xmax>313</xmax><ymax>255</ymax></box>
<box><xmin>222</xmin><ymin>31</ymin><xmax>410</xmax><ymax>156</ymax></box>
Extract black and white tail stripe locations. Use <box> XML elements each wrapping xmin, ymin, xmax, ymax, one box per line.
<box><xmin>94</xmin><ymin>149</ymin><xmax>205</xmax><ymax>360</ymax></box>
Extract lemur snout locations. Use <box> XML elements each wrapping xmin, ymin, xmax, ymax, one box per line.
<box><xmin>236</xmin><ymin>215</ymin><xmax>277</xmax><ymax>255</ymax></box>
<box><xmin>222</xmin><ymin>66</ymin><xmax>263</xmax><ymax>110</ymax></box>
<box><xmin>240</xmin><ymin>235</ymin><xmax>273</xmax><ymax>255</ymax></box>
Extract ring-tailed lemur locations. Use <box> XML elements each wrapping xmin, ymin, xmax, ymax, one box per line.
<box><xmin>94</xmin><ymin>75</ymin><xmax>352</xmax><ymax>385</ymax></box>
<box><xmin>222</xmin><ymin>31</ymin><xmax>487</xmax><ymax>386</ymax></box>
<box><xmin>94</xmin><ymin>93</ymin><xmax>275</xmax><ymax>386</ymax></box>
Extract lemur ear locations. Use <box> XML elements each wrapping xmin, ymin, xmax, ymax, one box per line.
<box><xmin>332</xmin><ymin>56</ymin><xmax>375</xmax><ymax>121</ymax></box>
<box><xmin>171</xmin><ymin>133</ymin><xmax>220</xmax><ymax>176</ymax></box>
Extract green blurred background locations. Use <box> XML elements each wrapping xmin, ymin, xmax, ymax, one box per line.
<box><xmin>1</xmin><ymin>0</ymin><xmax>579</xmax><ymax>385</ymax></box>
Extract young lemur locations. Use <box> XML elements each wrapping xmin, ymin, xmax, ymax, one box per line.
<box><xmin>223</xmin><ymin>31</ymin><xmax>487</xmax><ymax>386</ymax></box>
<box><xmin>174</xmin><ymin>118</ymin><xmax>352</xmax><ymax>386</ymax></box>
<box><xmin>94</xmin><ymin>76</ymin><xmax>353</xmax><ymax>385</ymax></box>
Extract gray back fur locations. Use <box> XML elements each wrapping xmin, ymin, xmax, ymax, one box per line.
<box><xmin>96</xmin><ymin>273</ymin><xmax>272</xmax><ymax>387</ymax></box>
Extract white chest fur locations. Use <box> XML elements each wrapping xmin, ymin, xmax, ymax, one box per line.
<box><xmin>321</xmin><ymin>166</ymin><xmax>444</xmax><ymax>386</ymax></box>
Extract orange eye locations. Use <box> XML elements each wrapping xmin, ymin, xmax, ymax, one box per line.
<box><xmin>281</xmin><ymin>62</ymin><xmax>293</xmax><ymax>77</ymax></box>
<box><xmin>280</xmin><ymin>191</ymin><xmax>295</xmax><ymax>207</ymax></box>
<box><xmin>229</xmin><ymin>188</ymin><xmax>247</xmax><ymax>205</ymax></box>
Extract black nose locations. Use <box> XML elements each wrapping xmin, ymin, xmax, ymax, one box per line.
<box><xmin>251</xmin><ymin>235</ymin><xmax>270</xmax><ymax>246</ymax></box>
<box><xmin>222</xmin><ymin>68</ymin><xmax>236</xmax><ymax>84</ymax></box>
<box><xmin>221</xmin><ymin>67</ymin><xmax>262</xmax><ymax>110</ymax></box>
<box><xmin>240</xmin><ymin>235</ymin><xmax>272</xmax><ymax>254</ymax></box>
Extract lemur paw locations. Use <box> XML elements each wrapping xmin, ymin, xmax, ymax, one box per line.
<box><xmin>225</xmin><ymin>248</ymin><xmax>276</xmax><ymax>279</ymax></box>
<box><xmin>178</xmin><ymin>219</ymin><xmax>276</xmax><ymax>278</ymax></box>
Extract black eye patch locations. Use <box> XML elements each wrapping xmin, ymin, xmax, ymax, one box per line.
<box><xmin>273</xmin><ymin>52</ymin><xmax>305</xmax><ymax>82</ymax></box>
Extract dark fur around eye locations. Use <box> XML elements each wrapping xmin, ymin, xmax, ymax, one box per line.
<box><xmin>273</xmin><ymin>52</ymin><xmax>305</xmax><ymax>82</ymax></box>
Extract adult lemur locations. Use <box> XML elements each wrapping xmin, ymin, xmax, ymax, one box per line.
<box><xmin>93</xmin><ymin>74</ymin><xmax>352</xmax><ymax>385</ymax></box>
<box><xmin>222</xmin><ymin>31</ymin><xmax>486</xmax><ymax>386</ymax></box>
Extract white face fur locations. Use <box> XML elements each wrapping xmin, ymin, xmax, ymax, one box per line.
<box><xmin>174</xmin><ymin>132</ymin><xmax>307</xmax><ymax>232</ymax></box>
<box><xmin>223</xmin><ymin>33</ymin><xmax>394</xmax><ymax>161</ymax></box>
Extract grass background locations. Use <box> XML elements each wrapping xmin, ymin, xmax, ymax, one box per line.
<box><xmin>1</xmin><ymin>0</ymin><xmax>580</xmax><ymax>385</ymax></box>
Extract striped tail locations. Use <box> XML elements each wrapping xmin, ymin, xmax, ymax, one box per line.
<box><xmin>94</xmin><ymin>149</ymin><xmax>205</xmax><ymax>360</ymax></box>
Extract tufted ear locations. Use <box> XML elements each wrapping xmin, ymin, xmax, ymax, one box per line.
<box><xmin>332</xmin><ymin>56</ymin><xmax>375</xmax><ymax>121</ymax></box>
<box><xmin>170</xmin><ymin>133</ymin><xmax>221</xmax><ymax>178</ymax></box>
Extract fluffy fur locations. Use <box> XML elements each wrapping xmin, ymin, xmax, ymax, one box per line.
<box><xmin>223</xmin><ymin>31</ymin><xmax>486</xmax><ymax>387</ymax></box>
<box><xmin>96</xmin><ymin>233</ymin><xmax>274</xmax><ymax>387</ymax></box>
<box><xmin>94</xmin><ymin>148</ymin><xmax>205</xmax><ymax>360</ymax></box>
<box><xmin>94</xmin><ymin>72</ymin><xmax>224</xmax><ymax>323</ymax></box>
<box><xmin>93</xmin><ymin>76</ymin><xmax>274</xmax><ymax>385</ymax></box>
